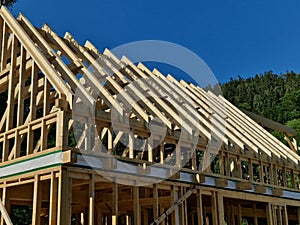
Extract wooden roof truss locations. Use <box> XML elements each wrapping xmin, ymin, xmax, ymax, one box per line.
<box><xmin>0</xmin><ymin>6</ymin><xmax>299</xmax><ymax>192</ymax></box>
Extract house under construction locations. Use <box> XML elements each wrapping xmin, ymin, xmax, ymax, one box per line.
<box><xmin>0</xmin><ymin>5</ymin><xmax>300</xmax><ymax>225</ymax></box>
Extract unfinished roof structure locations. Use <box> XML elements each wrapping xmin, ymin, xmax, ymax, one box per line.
<box><xmin>0</xmin><ymin>5</ymin><xmax>300</xmax><ymax>225</ymax></box>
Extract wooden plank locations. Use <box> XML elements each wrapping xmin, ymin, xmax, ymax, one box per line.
<box><xmin>151</xmin><ymin>68</ymin><xmax>227</xmax><ymax>143</ymax></box>
<box><xmin>0</xmin><ymin>21</ymin><xmax>8</xmax><ymax>71</ymax></box>
<box><xmin>32</xmin><ymin>175</ymin><xmax>42</xmax><ymax>225</ymax></box>
<box><xmin>49</xmin><ymin>172</ymin><xmax>58</xmax><ymax>225</ymax></box>
<box><xmin>253</xmin><ymin>204</ymin><xmax>258</xmax><ymax>225</ymax></box>
<box><xmin>17</xmin><ymin>46</ymin><xmax>26</xmax><ymax>127</ymax></box>
<box><xmin>219</xmin><ymin>95</ymin><xmax>299</xmax><ymax>163</ymax></box>
<box><xmin>43</xmin><ymin>77</ymin><xmax>51</xmax><ymax>116</ymax></box>
<box><xmin>153</xmin><ymin>184</ymin><xmax>159</xmax><ymax>220</ymax></box>
<box><xmin>0</xmin><ymin>195</ymin><xmax>12</xmax><ymax>225</ymax></box>
<box><xmin>170</xmin><ymin>185</ymin><xmax>177</xmax><ymax>224</ymax></box>
<box><xmin>211</xmin><ymin>191</ymin><xmax>218</xmax><ymax>225</ymax></box>
<box><xmin>76</xmin><ymin>42</ymin><xmax>172</xmax><ymax>129</ymax></box>
<box><xmin>133</xmin><ymin>186</ymin><xmax>140</xmax><ymax>225</ymax></box>
<box><xmin>6</xmin><ymin>34</ymin><xmax>17</xmax><ymax>131</ymax></box>
<box><xmin>57</xmin><ymin>170</ymin><xmax>72</xmax><ymax>225</ymax></box>
<box><xmin>184</xmin><ymin>187</ymin><xmax>188</xmax><ymax>225</ymax></box>
<box><xmin>29</xmin><ymin>61</ymin><xmax>38</xmax><ymax>121</ymax></box>
<box><xmin>112</xmin><ymin>181</ymin><xmax>118</xmax><ymax>224</ymax></box>
<box><xmin>89</xmin><ymin>174</ymin><xmax>95</xmax><ymax>225</ymax></box>
<box><xmin>0</xmin><ymin>18</ymin><xmax>3</xmax><ymax>71</ymax></box>
<box><xmin>179</xmin><ymin>79</ymin><xmax>246</xmax><ymax>150</ymax></box>
<box><xmin>217</xmin><ymin>192</ymin><xmax>224</xmax><ymax>225</ymax></box>
<box><xmin>283</xmin><ymin>205</ymin><xmax>288</xmax><ymax>225</ymax></box>
<box><xmin>0</xmin><ymin>183</ymin><xmax>7</xmax><ymax>225</ymax></box>
<box><xmin>1</xmin><ymin>9</ymin><xmax>72</xmax><ymax>101</ymax></box>
<box><xmin>197</xmin><ymin>189</ymin><xmax>203</xmax><ymax>225</ymax></box>
<box><xmin>129</xmin><ymin>133</ymin><xmax>134</xmax><ymax>159</ymax></box>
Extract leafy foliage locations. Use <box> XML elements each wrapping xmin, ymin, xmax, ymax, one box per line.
<box><xmin>10</xmin><ymin>205</ymin><xmax>32</xmax><ymax>225</ymax></box>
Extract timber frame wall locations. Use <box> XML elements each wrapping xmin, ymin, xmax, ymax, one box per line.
<box><xmin>0</xmin><ymin>5</ymin><xmax>300</xmax><ymax>225</ymax></box>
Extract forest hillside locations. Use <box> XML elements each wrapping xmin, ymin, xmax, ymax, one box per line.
<box><xmin>220</xmin><ymin>71</ymin><xmax>300</xmax><ymax>148</ymax></box>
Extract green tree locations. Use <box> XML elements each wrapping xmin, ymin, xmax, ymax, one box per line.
<box><xmin>221</xmin><ymin>71</ymin><xmax>300</xmax><ymax>151</ymax></box>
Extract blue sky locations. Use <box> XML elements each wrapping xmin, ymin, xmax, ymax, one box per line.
<box><xmin>11</xmin><ymin>0</ymin><xmax>300</xmax><ymax>84</ymax></box>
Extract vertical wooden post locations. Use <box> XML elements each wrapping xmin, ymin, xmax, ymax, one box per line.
<box><xmin>0</xmin><ymin>19</ymin><xmax>4</xmax><ymax>71</ymax></box>
<box><xmin>0</xmin><ymin>183</ymin><xmax>7</xmax><ymax>225</ymax></box>
<box><xmin>249</xmin><ymin>159</ymin><xmax>253</xmax><ymax>181</ymax></box>
<box><xmin>2</xmin><ymin>134</ymin><xmax>8</xmax><ymax>162</ymax></box>
<box><xmin>41</xmin><ymin>119</ymin><xmax>47</xmax><ymax>151</ymax></box>
<box><xmin>17</xmin><ymin>46</ymin><xmax>26</xmax><ymax>127</ymax></box>
<box><xmin>57</xmin><ymin>170</ymin><xmax>72</xmax><ymax>225</ymax></box>
<box><xmin>297</xmin><ymin>207</ymin><xmax>300</xmax><ymax>225</ymax></box>
<box><xmin>278</xmin><ymin>206</ymin><xmax>283</xmax><ymax>225</ymax></box>
<box><xmin>253</xmin><ymin>204</ymin><xmax>258</xmax><ymax>225</ymax></box>
<box><xmin>129</xmin><ymin>133</ymin><xmax>134</xmax><ymax>159</ymax></box>
<box><xmin>30</xmin><ymin>61</ymin><xmax>38</xmax><ymax>122</ymax></box>
<box><xmin>15</xmin><ymin>130</ymin><xmax>20</xmax><ymax>159</ymax></box>
<box><xmin>112</xmin><ymin>181</ymin><xmax>118</xmax><ymax>225</ymax></box>
<box><xmin>43</xmin><ymin>77</ymin><xmax>51</xmax><ymax>117</ymax></box>
<box><xmin>170</xmin><ymin>185</ymin><xmax>176</xmax><ymax>224</ymax></box>
<box><xmin>49</xmin><ymin>172</ymin><xmax>58</xmax><ymax>225</ymax></box>
<box><xmin>225</xmin><ymin>152</ymin><xmax>229</xmax><ymax>176</ymax></box>
<box><xmin>159</xmin><ymin>143</ymin><xmax>164</xmax><ymax>164</ymax></box>
<box><xmin>89</xmin><ymin>174</ymin><xmax>95</xmax><ymax>225</ymax></box>
<box><xmin>153</xmin><ymin>184</ymin><xmax>159</xmax><ymax>220</ymax></box>
<box><xmin>27</xmin><ymin>124</ymin><xmax>33</xmax><ymax>155</ymax></box>
<box><xmin>133</xmin><ymin>186</ymin><xmax>140</xmax><ymax>225</ymax></box>
<box><xmin>108</xmin><ymin>128</ymin><xmax>113</xmax><ymax>154</ymax></box>
<box><xmin>184</xmin><ymin>187</ymin><xmax>188</xmax><ymax>225</ymax></box>
<box><xmin>6</xmin><ymin>35</ymin><xmax>16</xmax><ymax>132</ymax></box>
<box><xmin>219</xmin><ymin>151</ymin><xmax>224</xmax><ymax>175</ymax></box>
<box><xmin>283</xmin><ymin>167</ymin><xmax>287</xmax><ymax>187</ymax></box>
<box><xmin>148</xmin><ymin>138</ymin><xmax>153</xmax><ymax>162</ymax></box>
<box><xmin>237</xmin><ymin>156</ymin><xmax>242</xmax><ymax>179</ymax></box>
<box><xmin>176</xmin><ymin>143</ymin><xmax>181</xmax><ymax>167</ymax></box>
<box><xmin>0</xmin><ymin>21</ymin><xmax>8</xmax><ymax>71</ymax></box>
<box><xmin>56</xmin><ymin>110</ymin><xmax>67</xmax><ymax>148</ymax></box>
<box><xmin>260</xmin><ymin>156</ymin><xmax>264</xmax><ymax>183</ymax></box>
<box><xmin>283</xmin><ymin>205</ymin><xmax>288</xmax><ymax>225</ymax></box>
<box><xmin>267</xmin><ymin>203</ymin><xmax>273</xmax><ymax>225</ymax></box>
<box><xmin>211</xmin><ymin>191</ymin><xmax>218</xmax><ymax>225</ymax></box>
<box><xmin>180</xmin><ymin>187</ymin><xmax>185</xmax><ymax>225</ymax></box>
<box><xmin>269</xmin><ymin>163</ymin><xmax>274</xmax><ymax>185</ymax></box>
<box><xmin>32</xmin><ymin>175</ymin><xmax>42</xmax><ymax>225</ymax></box>
<box><xmin>217</xmin><ymin>192</ymin><xmax>224</xmax><ymax>225</ymax></box>
<box><xmin>192</xmin><ymin>148</ymin><xmax>197</xmax><ymax>170</ymax></box>
<box><xmin>196</xmin><ymin>189</ymin><xmax>203</xmax><ymax>225</ymax></box>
